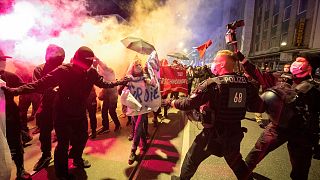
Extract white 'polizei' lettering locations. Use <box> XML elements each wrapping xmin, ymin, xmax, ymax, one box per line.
<box><xmin>223</xmin><ymin>76</ymin><xmax>247</xmax><ymax>83</ymax></box>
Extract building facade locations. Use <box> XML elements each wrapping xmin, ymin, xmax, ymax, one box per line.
<box><xmin>249</xmin><ymin>0</ymin><xmax>320</xmax><ymax>70</ymax></box>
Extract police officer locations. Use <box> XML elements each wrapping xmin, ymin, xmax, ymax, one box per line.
<box><xmin>32</xmin><ymin>44</ymin><xmax>65</xmax><ymax>171</ymax></box>
<box><xmin>0</xmin><ymin>49</ymin><xmax>31</xmax><ymax>179</ymax></box>
<box><xmin>2</xmin><ymin>46</ymin><xmax>131</xmax><ymax>179</ymax></box>
<box><xmin>167</xmin><ymin>50</ymin><xmax>264</xmax><ymax>180</ymax></box>
<box><xmin>239</xmin><ymin>52</ymin><xmax>320</xmax><ymax>180</ymax></box>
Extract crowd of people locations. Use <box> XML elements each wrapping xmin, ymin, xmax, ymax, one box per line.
<box><xmin>0</xmin><ymin>45</ymin><xmax>319</xmax><ymax>180</ymax></box>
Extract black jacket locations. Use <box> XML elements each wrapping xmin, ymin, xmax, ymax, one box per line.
<box><xmin>14</xmin><ymin>64</ymin><xmax>123</xmax><ymax>118</ymax></box>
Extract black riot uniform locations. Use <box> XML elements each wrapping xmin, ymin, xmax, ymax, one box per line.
<box><xmin>245</xmin><ymin>79</ymin><xmax>320</xmax><ymax>180</ymax></box>
<box><xmin>4</xmin><ymin>47</ymin><xmax>129</xmax><ymax>178</ymax></box>
<box><xmin>172</xmin><ymin>73</ymin><xmax>264</xmax><ymax>180</ymax></box>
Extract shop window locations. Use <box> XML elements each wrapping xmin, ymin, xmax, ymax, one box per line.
<box><xmin>298</xmin><ymin>0</ymin><xmax>308</xmax><ymax>14</ymax></box>
<box><xmin>283</xmin><ymin>5</ymin><xmax>292</xmax><ymax>21</ymax></box>
<box><xmin>285</xmin><ymin>0</ymin><xmax>292</xmax><ymax>7</ymax></box>
<box><xmin>273</xmin><ymin>13</ymin><xmax>279</xmax><ymax>26</ymax></box>
<box><xmin>273</xmin><ymin>0</ymin><xmax>280</xmax><ymax>15</ymax></box>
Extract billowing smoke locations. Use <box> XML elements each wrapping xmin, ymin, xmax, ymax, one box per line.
<box><xmin>0</xmin><ymin>0</ymin><xmax>227</xmax><ymax>77</ymax></box>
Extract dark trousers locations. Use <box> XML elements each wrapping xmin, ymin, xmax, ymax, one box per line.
<box><xmin>245</xmin><ymin>123</ymin><xmax>313</xmax><ymax>180</ymax></box>
<box><xmin>19</xmin><ymin>93</ymin><xmax>41</xmax><ymax>131</ymax></box>
<box><xmin>37</xmin><ymin>108</ymin><xmax>53</xmax><ymax>156</ymax></box>
<box><xmin>130</xmin><ymin>114</ymin><xmax>148</xmax><ymax>138</ymax></box>
<box><xmin>101</xmin><ymin>100</ymin><xmax>120</xmax><ymax>129</ymax></box>
<box><xmin>6</xmin><ymin>111</ymin><xmax>24</xmax><ymax>174</ymax></box>
<box><xmin>86</xmin><ymin>99</ymin><xmax>97</xmax><ymax>131</ymax></box>
<box><xmin>180</xmin><ymin>124</ymin><xmax>248</xmax><ymax>180</ymax></box>
<box><xmin>54</xmin><ymin>117</ymin><xmax>88</xmax><ymax>177</ymax></box>
<box><xmin>131</xmin><ymin>114</ymin><xmax>148</xmax><ymax>152</ymax></box>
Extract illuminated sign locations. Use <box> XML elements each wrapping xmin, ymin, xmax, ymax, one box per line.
<box><xmin>295</xmin><ymin>18</ymin><xmax>305</xmax><ymax>47</ymax></box>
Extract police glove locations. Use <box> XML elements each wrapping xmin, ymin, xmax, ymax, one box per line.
<box><xmin>1</xmin><ymin>86</ymin><xmax>19</xmax><ymax>96</ymax></box>
<box><xmin>235</xmin><ymin>51</ymin><xmax>245</xmax><ymax>62</ymax></box>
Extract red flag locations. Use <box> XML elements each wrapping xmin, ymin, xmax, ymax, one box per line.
<box><xmin>196</xmin><ymin>39</ymin><xmax>212</xmax><ymax>59</ymax></box>
<box><xmin>160</xmin><ymin>66</ymin><xmax>188</xmax><ymax>96</ymax></box>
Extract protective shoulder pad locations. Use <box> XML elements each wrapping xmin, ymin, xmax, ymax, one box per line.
<box><xmin>295</xmin><ymin>80</ymin><xmax>315</xmax><ymax>94</ymax></box>
<box><xmin>194</xmin><ymin>78</ymin><xmax>218</xmax><ymax>94</ymax></box>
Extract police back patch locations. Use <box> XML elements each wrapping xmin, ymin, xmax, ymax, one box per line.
<box><xmin>228</xmin><ymin>88</ymin><xmax>246</xmax><ymax>108</ymax></box>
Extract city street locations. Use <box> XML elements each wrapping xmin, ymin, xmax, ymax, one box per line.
<box><xmin>15</xmin><ymin>107</ymin><xmax>320</xmax><ymax>180</ymax></box>
<box><xmin>1</xmin><ymin>1</ymin><xmax>320</xmax><ymax>180</ymax></box>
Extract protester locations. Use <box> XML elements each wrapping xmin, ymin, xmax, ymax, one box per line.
<box><xmin>96</xmin><ymin>58</ymin><xmax>121</xmax><ymax>135</ymax></box>
<box><xmin>13</xmin><ymin>61</ymin><xmax>40</xmax><ymax>144</ymax></box>
<box><xmin>32</xmin><ymin>44</ymin><xmax>65</xmax><ymax>172</ymax></box>
<box><xmin>119</xmin><ymin>53</ymin><xmax>161</xmax><ymax>165</ymax></box>
<box><xmin>186</xmin><ymin>66</ymin><xmax>194</xmax><ymax>95</ymax></box>
<box><xmin>168</xmin><ymin>50</ymin><xmax>264</xmax><ymax>180</ymax></box>
<box><xmin>0</xmin><ymin>49</ymin><xmax>31</xmax><ymax>179</ymax></box>
<box><xmin>2</xmin><ymin>46</ymin><xmax>131</xmax><ymax>179</ymax></box>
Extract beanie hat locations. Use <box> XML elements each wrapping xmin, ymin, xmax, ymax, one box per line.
<box><xmin>45</xmin><ymin>44</ymin><xmax>65</xmax><ymax>63</ymax></box>
<box><xmin>298</xmin><ymin>52</ymin><xmax>320</xmax><ymax>74</ymax></box>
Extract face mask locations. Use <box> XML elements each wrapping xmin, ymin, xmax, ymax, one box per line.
<box><xmin>290</xmin><ymin>61</ymin><xmax>311</xmax><ymax>78</ymax></box>
<box><xmin>211</xmin><ymin>62</ymin><xmax>220</xmax><ymax>76</ymax></box>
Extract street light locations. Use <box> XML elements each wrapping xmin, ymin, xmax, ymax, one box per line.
<box><xmin>280</xmin><ymin>41</ymin><xmax>287</xmax><ymax>46</ymax></box>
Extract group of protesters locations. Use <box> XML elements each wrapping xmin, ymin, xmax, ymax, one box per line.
<box><xmin>1</xmin><ymin>44</ymin><xmax>319</xmax><ymax>180</ymax></box>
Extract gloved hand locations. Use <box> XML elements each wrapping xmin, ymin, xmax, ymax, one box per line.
<box><xmin>161</xmin><ymin>98</ymin><xmax>173</xmax><ymax>107</ymax></box>
<box><xmin>235</xmin><ymin>51</ymin><xmax>245</xmax><ymax>62</ymax></box>
<box><xmin>116</xmin><ymin>76</ymin><xmax>133</xmax><ymax>86</ymax></box>
<box><xmin>1</xmin><ymin>86</ymin><xmax>19</xmax><ymax>96</ymax></box>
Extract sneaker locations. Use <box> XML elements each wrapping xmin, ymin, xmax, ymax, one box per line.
<box><xmin>73</xmin><ymin>159</ymin><xmax>91</xmax><ymax>168</ymax></box>
<box><xmin>98</xmin><ymin>127</ymin><xmax>110</xmax><ymax>134</ymax></box>
<box><xmin>128</xmin><ymin>134</ymin><xmax>133</xmax><ymax>141</ymax></box>
<box><xmin>114</xmin><ymin>126</ymin><xmax>121</xmax><ymax>132</ymax></box>
<box><xmin>17</xmin><ymin>169</ymin><xmax>32</xmax><ymax>180</ymax></box>
<box><xmin>91</xmin><ymin>130</ymin><xmax>97</xmax><ymax>139</ymax></box>
<box><xmin>258</xmin><ymin>122</ymin><xmax>266</xmax><ymax>129</ymax></box>
<box><xmin>128</xmin><ymin>152</ymin><xmax>136</xmax><ymax>165</ymax></box>
<box><xmin>33</xmin><ymin>155</ymin><xmax>52</xmax><ymax>171</ymax></box>
<box><xmin>32</xmin><ymin>127</ymin><xmax>40</xmax><ymax>134</ymax></box>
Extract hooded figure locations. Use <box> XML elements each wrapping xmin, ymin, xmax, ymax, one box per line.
<box><xmin>2</xmin><ymin>46</ymin><xmax>130</xmax><ymax>179</ymax></box>
<box><xmin>0</xmin><ymin>49</ymin><xmax>31</xmax><ymax>179</ymax></box>
<box><xmin>32</xmin><ymin>44</ymin><xmax>65</xmax><ymax>172</ymax></box>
